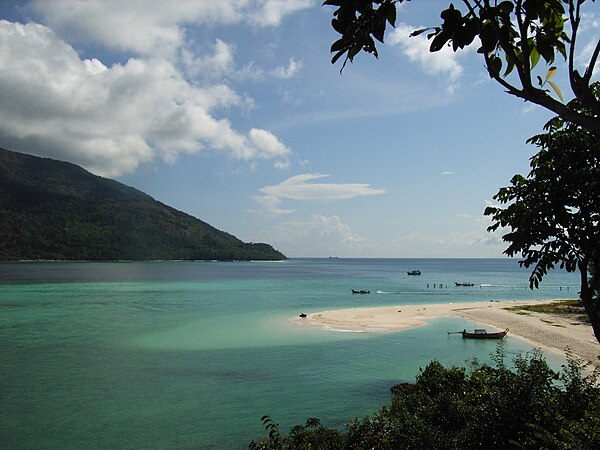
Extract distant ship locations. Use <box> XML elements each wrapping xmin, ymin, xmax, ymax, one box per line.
<box><xmin>407</xmin><ymin>270</ymin><xmax>421</xmax><ymax>276</ymax></box>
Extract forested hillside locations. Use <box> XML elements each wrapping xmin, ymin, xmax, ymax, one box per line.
<box><xmin>0</xmin><ymin>147</ymin><xmax>286</xmax><ymax>261</ymax></box>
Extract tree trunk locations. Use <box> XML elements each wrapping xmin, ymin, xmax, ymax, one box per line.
<box><xmin>579</xmin><ymin>262</ymin><xmax>600</xmax><ymax>346</ymax></box>
<box><xmin>580</xmin><ymin>291</ymin><xmax>600</xmax><ymax>346</ymax></box>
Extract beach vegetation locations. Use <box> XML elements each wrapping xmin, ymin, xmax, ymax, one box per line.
<box><xmin>250</xmin><ymin>350</ymin><xmax>600</xmax><ymax>449</ymax></box>
<box><xmin>323</xmin><ymin>0</ymin><xmax>599</xmax><ymax>133</ymax></box>
<box><xmin>506</xmin><ymin>300</ymin><xmax>588</xmax><ymax>319</ymax></box>
<box><xmin>485</xmin><ymin>86</ymin><xmax>600</xmax><ymax>343</ymax></box>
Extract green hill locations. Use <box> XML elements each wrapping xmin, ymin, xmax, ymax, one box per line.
<box><xmin>0</xmin><ymin>147</ymin><xmax>286</xmax><ymax>261</ymax></box>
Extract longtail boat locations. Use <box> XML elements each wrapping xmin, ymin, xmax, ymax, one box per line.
<box><xmin>461</xmin><ymin>328</ymin><xmax>508</xmax><ymax>339</ymax></box>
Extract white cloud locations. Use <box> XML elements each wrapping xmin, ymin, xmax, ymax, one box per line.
<box><xmin>387</xmin><ymin>23</ymin><xmax>465</xmax><ymax>90</ymax></box>
<box><xmin>576</xmin><ymin>39</ymin><xmax>599</xmax><ymax>76</ymax></box>
<box><xmin>271</xmin><ymin>57</ymin><xmax>302</xmax><ymax>79</ymax></box>
<box><xmin>251</xmin><ymin>204</ymin><xmax>507</xmax><ymax>257</ymax></box>
<box><xmin>0</xmin><ymin>1</ymin><xmax>312</xmax><ymax>176</ymax></box>
<box><xmin>484</xmin><ymin>199</ymin><xmax>501</xmax><ymax>209</ymax></box>
<box><xmin>234</xmin><ymin>61</ymin><xmax>265</xmax><ymax>82</ymax></box>
<box><xmin>28</xmin><ymin>0</ymin><xmax>315</xmax><ymax>57</ymax></box>
<box><xmin>382</xmin><ymin>228</ymin><xmax>504</xmax><ymax>258</ymax></box>
<box><xmin>256</xmin><ymin>214</ymin><xmax>366</xmax><ymax>257</ymax></box>
<box><xmin>248</xmin><ymin>0</ymin><xmax>316</xmax><ymax>27</ymax></box>
<box><xmin>181</xmin><ymin>39</ymin><xmax>236</xmax><ymax>79</ymax></box>
<box><xmin>248</xmin><ymin>129</ymin><xmax>292</xmax><ymax>160</ymax></box>
<box><xmin>0</xmin><ymin>20</ymin><xmax>291</xmax><ymax>176</ymax></box>
<box><xmin>250</xmin><ymin>194</ymin><xmax>297</xmax><ymax>216</ymax></box>
<box><xmin>261</xmin><ymin>173</ymin><xmax>386</xmax><ymax>200</ymax></box>
<box><xmin>364</xmin><ymin>211</ymin><xmax>506</xmax><ymax>258</ymax></box>
<box><xmin>251</xmin><ymin>173</ymin><xmax>385</xmax><ymax>215</ymax></box>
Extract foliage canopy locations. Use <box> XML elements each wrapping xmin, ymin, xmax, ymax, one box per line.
<box><xmin>484</xmin><ymin>83</ymin><xmax>600</xmax><ymax>341</ymax></box>
<box><xmin>0</xmin><ymin>147</ymin><xmax>286</xmax><ymax>261</ymax></box>
<box><xmin>324</xmin><ymin>0</ymin><xmax>599</xmax><ymax>133</ymax></box>
<box><xmin>250</xmin><ymin>350</ymin><xmax>600</xmax><ymax>449</ymax></box>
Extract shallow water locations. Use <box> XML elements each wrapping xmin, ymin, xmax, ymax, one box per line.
<box><xmin>0</xmin><ymin>259</ymin><xmax>579</xmax><ymax>448</ymax></box>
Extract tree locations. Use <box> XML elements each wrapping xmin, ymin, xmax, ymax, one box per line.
<box><xmin>324</xmin><ymin>0</ymin><xmax>599</xmax><ymax>133</ymax></box>
<box><xmin>249</xmin><ymin>352</ymin><xmax>600</xmax><ymax>449</ymax></box>
<box><xmin>484</xmin><ymin>84</ymin><xmax>600</xmax><ymax>343</ymax></box>
<box><xmin>324</xmin><ymin>0</ymin><xmax>600</xmax><ymax>340</ymax></box>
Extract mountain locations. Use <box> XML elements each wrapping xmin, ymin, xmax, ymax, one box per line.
<box><xmin>0</xmin><ymin>147</ymin><xmax>286</xmax><ymax>261</ymax></box>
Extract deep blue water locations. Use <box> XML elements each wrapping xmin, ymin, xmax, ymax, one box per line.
<box><xmin>0</xmin><ymin>259</ymin><xmax>580</xmax><ymax>449</ymax></box>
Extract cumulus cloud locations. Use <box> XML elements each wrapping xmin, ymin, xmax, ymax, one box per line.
<box><xmin>0</xmin><ymin>1</ymin><xmax>315</xmax><ymax>176</ymax></box>
<box><xmin>376</xmin><ymin>210</ymin><xmax>506</xmax><ymax>258</ymax></box>
<box><xmin>28</xmin><ymin>0</ymin><xmax>315</xmax><ymax>57</ymax></box>
<box><xmin>271</xmin><ymin>58</ymin><xmax>302</xmax><ymax>79</ymax></box>
<box><xmin>181</xmin><ymin>39</ymin><xmax>236</xmax><ymax>79</ymax></box>
<box><xmin>249</xmin><ymin>0</ymin><xmax>315</xmax><ymax>27</ymax></box>
<box><xmin>383</xmin><ymin>230</ymin><xmax>503</xmax><ymax>258</ymax></box>
<box><xmin>0</xmin><ymin>20</ymin><xmax>291</xmax><ymax>176</ymax></box>
<box><xmin>387</xmin><ymin>23</ymin><xmax>466</xmax><ymax>91</ymax></box>
<box><xmin>255</xmin><ymin>214</ymin><xmax>366</xmax><ymax>257</ymax></box>
<box><xmin>251</xmin><ymin>173</ymin><xmax>385</xmax><ymax>215</ymax></box>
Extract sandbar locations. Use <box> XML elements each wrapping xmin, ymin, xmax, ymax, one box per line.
<box><xmin>293</xmin><ymin>300</ymin><xmax>600</xmax><ymax>367</ymax></box>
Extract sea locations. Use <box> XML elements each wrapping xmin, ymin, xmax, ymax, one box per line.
<box><xmin>0</xmin><ymin>258</ymin><xmax>580</xmax><ymax>449</ymax></box>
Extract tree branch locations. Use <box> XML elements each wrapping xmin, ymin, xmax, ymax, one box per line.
<box><xmin>568</xmin><ymin>0</ymin><xmax>580</xmax><ymax>97</ymax></box>
<box><xmin>514</xmin><ymin>0</ymin><xmax>533</xmax><ymax>89</ymax></box>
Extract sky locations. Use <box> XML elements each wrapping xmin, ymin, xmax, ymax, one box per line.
<box><xmin>0</xmin><ymin>1</ymin><xmax>598</xmax><ymax>258</ymax></box>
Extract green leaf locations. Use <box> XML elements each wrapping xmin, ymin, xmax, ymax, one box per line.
<box><xmin>348</xmin><ymin>44</ymin><xmax>361</xmax><ymax>61</ymax></box>
<box><xmin>373</xmin><ymin>19</ymin><xmax>386</xmax><ymax>43</ymax></box>
<box><xmin>503</xmin><ymin>59</ymin><xmax>515</xmax><ymax>77</ymax></box>
<box><xmin>410</xmin><ymin>27</ymin><xmax>430</xmax><ymax>37</ymax></box>
<box><xmin>530</xmin><ymin>47</ymin><xmax>541</xmax><ymax>69</ymax></box>
<box><xmin>547</xmin><ymin>80</ymin><xmax>564</xmax><ymax>102</ymax></box>
<box><xmin>478</xmin><ymin>24</ymin><xmax>498</xmax><ymax>54</ymax></box>
<box><xmin>331</xmin><ymin>18</ymin><xmax>345</xmax><ymax>34</ymax></box>
<box><xmin>488</xmin><ymin>55</ymin><xmax>502</xmax><ymax>78</ymax></box>
<box><xmin>537</xmin><ymin>38</ymin><xmax>555</xmax><ymax>63</ymax></box>
<box><xmin>430</xmin><ymin>30</ymin><xmax>450</xmax><ymax>52</ymax></box>
<box><xmin>331</xmin><ymin>49</ymin><xmax>346</xmax><ymax>64</ymax></box>
<box><xmin>498</xmin><ymin>1</ymin><xmax>514</xmax><ymax>14</ymax></box>
<box><xmin>537</xmin><ymin>75</ymin><xmax>543</xmax><ymax>86</ymax></box>
<box><xmin>381</xmin><ymin>1</ymin><xmax>396</xmax><ymax>27</ymax></box>
<box><xmin>330</xmin><ymin>38</ymin><xmax>347</xmax><ymax>52</ymax></box>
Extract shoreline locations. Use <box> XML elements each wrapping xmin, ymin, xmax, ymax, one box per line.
<box><xmin>293</xmin><ymin>300</ymin><xmax>600</xmax><ymax>367</ymax></box>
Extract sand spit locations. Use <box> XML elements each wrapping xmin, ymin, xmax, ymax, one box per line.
<box><xmin>293</xmin><ymin>300</ymin><xmax>600</xmax><ymax>367</ymax></box>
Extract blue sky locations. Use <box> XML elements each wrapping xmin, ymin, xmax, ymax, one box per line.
<box><xmin>1</xmin><ymin>1</ymin><xmax>597</xmax><ymax>257</ymax></box>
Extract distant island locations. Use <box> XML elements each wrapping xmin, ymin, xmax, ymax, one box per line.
<box><xmin>0</xmin><ymin>147</ymin><xmax>286</xmax><ymax>261</ymax></box>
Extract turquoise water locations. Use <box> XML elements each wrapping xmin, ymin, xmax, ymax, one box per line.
<box><xmin>0</xmin><ymin>259</ymin><xmax>580</xmax><ymax>449</ymax></box>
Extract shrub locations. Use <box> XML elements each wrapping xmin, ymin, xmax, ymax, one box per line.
<box><xmin>250</xmin><ymin>351</ymin><xmax>600</xmax><ymax>449</ymax></box>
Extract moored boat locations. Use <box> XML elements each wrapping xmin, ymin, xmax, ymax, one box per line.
<box><xmin>461</xmin><ymin>328</ymin><xmax>508</xmax><ymax>339</ymax></box>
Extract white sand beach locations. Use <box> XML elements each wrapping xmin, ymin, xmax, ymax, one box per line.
<box><xmin>293</xmin><ymin>300</ymin><xmax>600</xmax><ymax>367</ymax></box>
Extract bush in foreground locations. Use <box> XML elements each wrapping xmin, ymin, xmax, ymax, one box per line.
<box><xmin>250</xmin><ymin>350</ymin><xmax>600</xmax><ymax>449</ymax></box>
